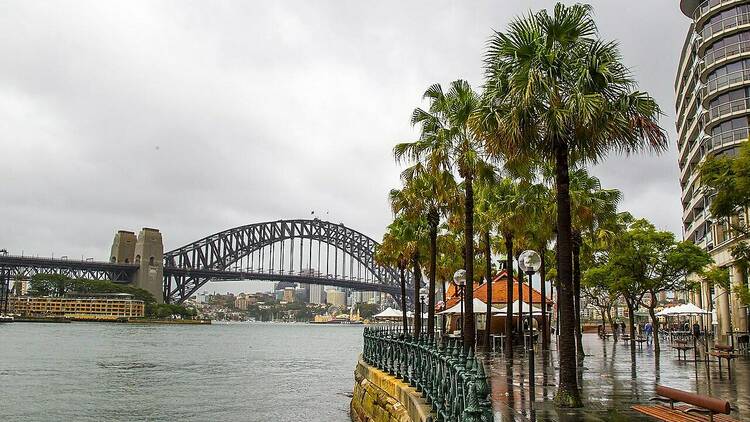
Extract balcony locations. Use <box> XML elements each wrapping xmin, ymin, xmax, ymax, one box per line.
<box><xmin>698</xmin><ymin>12</ymin><xmax>750</xmax><ymax>55</ymax></box>
<box><xmin>701</xmin><ymin>68</ymin><xmax>750</xmax><ymax>106</ymax></box>
<box><xmin>702</xmin><ymin>96</ymin><xmax>750</xmax><ymax>131</ymax></box>
<box><xmin>694</xmin><ymin>0</ymin><xmax>748</xmax><ymax>27</ymax></box>
<box><xmin>702</xmin><ymin>40</ymin><xmax>750</xmax><ymax>80</ymax></box>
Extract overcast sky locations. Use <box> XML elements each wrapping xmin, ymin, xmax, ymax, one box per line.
<box><xmin>1</xmin><ymin>1</ymin><xmax>689</xmax><ymax>261</ymax></box>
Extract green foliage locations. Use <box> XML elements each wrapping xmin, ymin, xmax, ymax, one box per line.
<box><xmin>735</xmin><ymin>283</ymin><xmax>750</xmax><ymax>306</ymax></box>
<box><xmin>146</xmin><ymin>303</ymin><xmax>196</xmax><ymax>319</ymax></box>
<box><xmin>28</xmin><ymin>274</ymin><xmax>156</xmax><ymax>304</ymax></box>
<box><xmin>584</xmin><ymin>219</ymin><xmax>713</xmax><ymax>305</ymax></box>
<box><xmin>702</xmin><ymin>266</ymin><xmax>730</xmax><ymax>290</ymax></box>
<box><xmin>700</xmin><ymin>142</ymin><xmax>750</xmax><ymax>234</ymax></box>
<box><xmin>356</xmin><ymin>302</ymin><xmax>381</xmax><ymax>319</ymax></box>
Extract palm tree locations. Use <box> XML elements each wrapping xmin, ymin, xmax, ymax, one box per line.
<box><xmin>569</xmin><ymin>168</ymin><xmax>622</xmax><ymax>361</ymax></box>
<box><xmin>489</xmin><ymin>178</ymin><xmax>526</xmax><ymax>355</ymax></box>
<box><xmin>392</xmin><ymin>165</ymin><xmax>458</xmax><ymax>339</ymax></box>
<box><xmin>376</xmin><ymin>214</ymin><xmax>427</xmax><ymax>335</ymax></box>
<box><xmin>518</xmin><ymin>180</ymin><xmax>556</xmax><ymax>350</ymax></box>
<box><xmin>477</xmin><ymin>4</ymin><xmax>667</xmax><ymax>406</ymax></box>
<box><xmin>395</xmin><ymin>80</ymin><xmax>490</xmax><ymax>349</ymax></box>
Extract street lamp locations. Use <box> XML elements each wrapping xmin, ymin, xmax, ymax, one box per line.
<box><xmin>419</xmin><ymin>286</ymin><xmax>428</xmax><ymax>336</ymax></box>
<box><xmin>518</xmin><ymin>249</ymin><xmax>542</xmax><ymax>400</ymax></box>
<box><xmin>453</xmin><ymin>269</ymin><xmax>467</xmax><ymax>345</ymax></box>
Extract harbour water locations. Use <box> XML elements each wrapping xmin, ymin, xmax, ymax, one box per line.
<box><xmin>1</xmin><ymin>322</ymin><xmax>364</xmax><ymax>422</ymax></box>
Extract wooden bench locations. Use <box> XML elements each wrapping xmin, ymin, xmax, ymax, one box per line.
<box><xmin>672</xmin><ymin>340</ymin><xmax>694</xmax><ymax>361</ymax></box>
<box><xmin>709</xmin><ymin>344</ymin><xmax>737</xmax><ymax>379</ymax></box>
<box><xmin>631</xmin><ymin>385</ymin><xmax>736</xmax><ymax>422</ymax></box>
<box><xmin>622</xmin><ymin>334</ymin><xmax>631</xmax><ymax>343</ymax></box>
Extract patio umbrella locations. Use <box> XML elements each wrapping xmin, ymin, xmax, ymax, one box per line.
<box><xmin>373</xmin><ymin>307</ymin><xmax>404</xmax><ymax>319</ymax></box>
<box><xmin>671</xmin><ymin>303</ymin><xmax>709</xmax><ymax>315</ymax></box>
<box><xmin>438</xmin><ymin>298</ymin><xmax>503</xmax><ymax>314</ymax></box>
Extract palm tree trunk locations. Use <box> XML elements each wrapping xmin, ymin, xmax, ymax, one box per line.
<box><xmin>413</xmin><ymin>250</ymin><xmax>422</xmax><ymax>337</ymax></box>
<box><xmin>572</xmin><ymin>233</ymin><xmax>584</xmax><ymax>362</ymax></box>
<box><xmin>399</xmin><ymin>264</ymin><xmax>408</xmax><ymax>335</ymax></box>
<box><xmin>428</xmin><ymin>207</ymin><xmax>439</xmax><ymax>339</ymax></box>
<box><xmin>463</xmin><ymin>176</ymin><xmax>475</xmax><ymax>350</ymax></box>
<box><xmin>517</xmin><ymin>260</ymin><xmax>524</xmax><ymax>334</ymax></box>
<box><xmin>484</xmin><ymin>230</ymin><xmax>493</xmax><ymax>348</ymax></box>
<box><xmin>505</xmin><ymin>233</ymin><xmax>514</xmax><ymax>356</ymax></box>
<box><xmin>540</xmin><ymin>248</ymin><xmax>548</xmax><ymax>350</ymax></box>
<box><xmin>441</xmin><ymin>278</ymin><xmax>447</xmax><ymax>336</ymax></box>
<box><xmin>553</xmin><ymin>141</ymin><xmax>582</xmax><ymax>407</ymax></box>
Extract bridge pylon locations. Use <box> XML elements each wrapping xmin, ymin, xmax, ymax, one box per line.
<box><xmin>111</xmin><ymin>228</ymin><xmax>164</xmax><ymax>303</ymax></box>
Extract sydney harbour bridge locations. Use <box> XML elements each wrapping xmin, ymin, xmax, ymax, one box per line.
<box><xmin>0</xmin><ymin>219</ymin><xmax>412</xmax><ymax>305</ymax></box>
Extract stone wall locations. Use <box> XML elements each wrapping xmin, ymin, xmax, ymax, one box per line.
<box><xmin>350</xmin><ymin>356</ymin><xmax>432</xmax><ymax>422</ymax></box>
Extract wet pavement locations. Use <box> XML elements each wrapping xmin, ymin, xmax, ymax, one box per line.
<box><xmin>485</xmin><ymin>334</ymin><xmax>749</xmax><ymax>421</ymax></box>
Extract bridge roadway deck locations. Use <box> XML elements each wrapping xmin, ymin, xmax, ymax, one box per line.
<box><xmin>0</xmin><ymin>255</ymin><xmax>401</xmax><ymax>295</ymax></box>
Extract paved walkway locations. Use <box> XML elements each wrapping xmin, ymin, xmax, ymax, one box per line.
<box><xmin>486</xmin><ymin>334</ymin><xmax>749</xmax><ymax>421</ymax></box>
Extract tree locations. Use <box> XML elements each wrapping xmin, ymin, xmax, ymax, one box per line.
<box><xmin>376</xmin><ymin>214</ymin><xmax>427</xmax><ymax>335</ymax></box>
<box><xmin>581</xmin><ymin>275</ymin><xmax>618</xmax><ymax>337</ymax></box>
<box><xmin>477</xmin><ymin>3</ymin><xmax>667</xmax><ymax>406</ymax></box>
<box><xmin>700</xmin><ymin>141</ymin><xmax>750</xmax><ymax>236</ymax></box>
<box><xmin>569</xmin><ymin>168</ymin><xmax>622</xmax><ymax>360</ymax></box>
<box><xmin>395</xmin><ymin>80</ymin><xmax>490</xmax><ymax>349</ymax></box>
<box><xmin>586</xmin><ymin>220</ymin><xmax>712</xmax><ymax>354</ymax></box>
<box><xmin>391</xmin><ymin>166</ymin><xmax>457</xmax><ymax>339</ymax></box>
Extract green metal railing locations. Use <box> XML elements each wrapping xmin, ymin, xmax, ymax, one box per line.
<box><xmin>362</xmin><ymin>326</ymin><xmax>493</xmax><ymax>422</ymax></box>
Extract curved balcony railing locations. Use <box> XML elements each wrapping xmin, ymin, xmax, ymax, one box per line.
<box><xmin>702</xmin><ymin>68</ymin><xmax>750</xmax><ymax>104</ymax></box>
<box><xmin>703</xmin><ymin>40</ymin><xmax>750</xmax><ymax>77</ymax></box>
<box><xmin>703</xmin><ymin>96</ymin><xmax>750</xmax><ymax>130</ymax></box>
<box><xmin>362</xmin><ymin>327</ymin><xmax>492</xmax><ymax>421</ymax></box>
<box><xmin>694</xmin><ymin>0</ymin><xmax>747</xmax><ymax>25</ymax></box>
<box><xmin>700</xmin><ymin>12</ymin><xmax>750</xmax><ymax>52</ymax></box>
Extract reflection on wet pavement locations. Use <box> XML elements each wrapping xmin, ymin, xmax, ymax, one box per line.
<box><xmin>487</xmin><ymin>334</ymin><xmax>749</xmax><ymax>421</ymax></box>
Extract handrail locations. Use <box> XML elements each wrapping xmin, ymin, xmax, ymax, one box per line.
<box><xmin>701</xmin><ymin>11</ymin><xmax>750</xmax><ymax>40</ymax></box>
<box><xmin>362</xmin><ymin>326</ymin><xmax>492</xmax><ymax>421</ymax></box>
<box><xmin>695</xmin><ymin>0</ymin><xmax>745</xmax><ymax>22</ymax></box>
<box><xmin>704</xmin><ymin>39</ymin><xmax>750</xmax><ymax>69</ymax></box>
<box><xmin>705</xmin><ymin>68</ymin><xmax>750</xmax><ymax>99</ymax></box>
<box><xmin>705</xmin><ymin>96</ymin><xmax>750</xmax><ymax>125</ymax></box>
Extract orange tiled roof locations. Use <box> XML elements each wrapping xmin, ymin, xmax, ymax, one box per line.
<box><xmin>443</xmin><ymin>270</ymin><xmax>551</xmax><ymax>309</ymax></box>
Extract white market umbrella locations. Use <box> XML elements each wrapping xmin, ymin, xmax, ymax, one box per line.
<box><xmin>373</xmin><ymin>307</ymin><xmax>404</xmax><ymax>319</ymax></box>
<box><xmin>496</xmin><ymin>300</ymin><xmax>543</xmax><ymax>316</ymax></box>
<box><xmin>672</xmin><ymin>303</ymin><xmax>709</xmax><ymax>315</ymax></box>
<box><xmin>438</xmin><ymin>298</ymin><xmax>503</xmax><ymax>315</ymax></box>
<box><xmin>656</xmin><ymin>305</ymin><xmax>680</xmax><ymax>317</ymax></box>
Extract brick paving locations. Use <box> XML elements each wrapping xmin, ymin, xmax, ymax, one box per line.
<box><xmin>486</xmin><ymin>334</ymin><xmax>749</xmax><ymax>421</ymax></box>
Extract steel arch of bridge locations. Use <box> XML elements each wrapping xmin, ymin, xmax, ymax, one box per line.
<box><xmin>163</xmin><ymin>219</ymin><xmax>409</xmax><ymax>304</ymax></box>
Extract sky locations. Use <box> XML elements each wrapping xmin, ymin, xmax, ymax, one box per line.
<box><xmin>1</xmin><ymin>1</ymin><xmax>690</xmax><ymax>267</ymax></box>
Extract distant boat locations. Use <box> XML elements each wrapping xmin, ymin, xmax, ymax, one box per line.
<box><xmin>0</xmin><ymin>315</ymin><xmax>14</xmax><ymax>323</ymax></box>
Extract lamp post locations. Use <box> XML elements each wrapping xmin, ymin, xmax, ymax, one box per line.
<box><xmin>519</xmin><ymin>249</ymin><xmax>542</xmax><ymax>401</ymax></box>
<box><xmin>419</xmin><ymin>286</ymin><xmax>428</xmax><ymax>337</ymax></box>
<box><xmin>453</xmin><ymin>269</ymin><xmax>467</xmax><ymax>345</ymax></box>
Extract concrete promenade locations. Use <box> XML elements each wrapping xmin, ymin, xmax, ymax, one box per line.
<box><xmin>487</xmin><ymin>334</ymin><xmax>749</xmax><ymax>421</ymax></box>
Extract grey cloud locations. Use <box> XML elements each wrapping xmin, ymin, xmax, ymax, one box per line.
<box><xmin>0</xmin><ymin>1</ymin><xmax>689</xmax><ymax>261</ymax></box>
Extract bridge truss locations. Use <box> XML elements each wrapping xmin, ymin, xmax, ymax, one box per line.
<box><xmin>164</xmin><ymin>219</ymin><xmax>410</xmax><ymax>304</ymax></box>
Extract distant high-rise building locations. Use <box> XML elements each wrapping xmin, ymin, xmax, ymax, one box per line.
<box><xmin>676</xmin><ymin>0</ymin><xmax>750</xmax><ymax>340</ymax></box>
<box><xmin>325</xmin><ymin>289</ymin><xmax>346</xmax><ymax>307</ymax></box>
<box><xmin>283</xmin><ymin>287</ymin><xmax>296</xmax><ymax>302</ymax></box>
<box><xmin>309</xmin><ymin>284</ymin><xmax>325</xmax><ymax>304</ymax></box>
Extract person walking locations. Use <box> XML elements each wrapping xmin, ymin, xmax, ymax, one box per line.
<box><xmin>644</xmin><ymin>321</ymin><xmax>653</xmax><ymax>345</ymax></box>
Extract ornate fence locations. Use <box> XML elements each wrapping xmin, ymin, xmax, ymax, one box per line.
<box><xmin>362</xmin><ymin>327</ymin><xmax>493</xmax><ymax>422</ymax></box>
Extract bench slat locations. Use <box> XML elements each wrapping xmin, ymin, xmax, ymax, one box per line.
<box><xmin>631</xmin><ymin>405</ymin><xmax>708</xmax><ymax>422</ymax></box>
